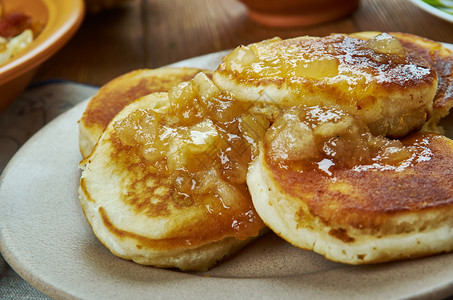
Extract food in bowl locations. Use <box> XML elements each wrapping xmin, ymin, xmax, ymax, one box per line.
<box><xmin>0</xmin><ymin>5</ymin><xmax>44</xmax><ymax>65</ymax></box>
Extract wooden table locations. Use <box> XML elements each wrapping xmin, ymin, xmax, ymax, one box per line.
<box><xmin>33</xmin><ymin>0</ymin><xmax>453</xmax><ymax>86</ymax></box>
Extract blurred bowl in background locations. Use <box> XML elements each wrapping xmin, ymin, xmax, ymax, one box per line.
<box><xmin>0</xmin><ymin>0</ymin><xmax>85</xmax><ymax>111</ymax></box>
<box><xmin>238</xmin><ymin>0</ymin><xmax>360</xmax><ymax>27</ymax></box>
<box><xmin>84</xmin><ymin>0</ymin><xmax>133</xmax><ymax>13</ymax></box>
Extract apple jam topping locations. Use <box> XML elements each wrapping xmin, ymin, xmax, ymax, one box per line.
<box><xmin>365</xmin><ymin>32</ymin><xmax>406</xmax><ymax>58</ymax></box>
<box><xmin>0</xmin><ymin>10</ymin><xmax>45</xmax><ymax>65</ymax></box>
<box><xmin>113</xmin><ymin>73</ymin><xmax>279</xmax><ymax>209</ymax></box>
<box><xmin>219</xmin><ymin>33</ymin><xmax>434</xmax><ymax>88</ymax></box>
<box><xmin>264</xmin><ymin>105</ymin><xmax>432</xmax><ymax>174</ymax></box>
<box><xmin>113</xmin><ymin>71</ymin><xmax>434</xmax><ymax>209</ymax></box>
<box><xmin>222</xmin><ymin>37</ymin><xmax>341</xmax><ymax>79</ymax></box>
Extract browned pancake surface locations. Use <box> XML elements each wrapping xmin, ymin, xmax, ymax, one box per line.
<box><xmin>219</xmin><ymin>34</ymin><xmax>436</xmax><ymax>95</ymax></box>
<box><xmin>266</xmin><ymin>132</ymin><xmax>453</xmax><ymax>232</ymax></box>
<box><xmin>95</xmin><ymin>133</ymin><xmax>263</xmax><ymax>249</ymax></box>
<box><xmin>392</xmin><ymin>32</ymin><xmax>453</xmax><ymax>115</ymax></box>
<box><xmin>82</xmin><ymin>68</ymin><xmax>210</xmax><ymax>131</ymax></box>
<box><xmin>214</xmin><ymin>33</ymin><xmax>438</xmax><ymax>138</ymax></box>
<box><xmin>79</xmin><ymin>75</ymin><xmax>268</xmax><ymax>269</ymax></box>
<box><xmin>78</xmin><ymin>68</ymin><xmax>213</xmax><ymax>158</ymax></box>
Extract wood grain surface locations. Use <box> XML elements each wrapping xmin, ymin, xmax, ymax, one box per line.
<box><xmin>33</xmin><ymin>0</ymin><xmax>453</xmax><ymax>86</ymax></box>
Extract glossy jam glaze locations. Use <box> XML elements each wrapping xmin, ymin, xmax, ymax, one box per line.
<box><xmin>263</xmin><ymin>105</ymin><xmax>453</xmax><ymax>231</ymax></box>
<box><xmin>223</xmin><ymin>34</ymin><xmax>434</xmax><ymax>88</ymax></box>
<box><xmin>264</xmin><ymin>105</ymin><xmax>413</xmax><ymax>172</ymax></box>
<box><xmin>111</xmin><ymin>73</ymin><xmax>276</xmax><ymax>237</ymax></box>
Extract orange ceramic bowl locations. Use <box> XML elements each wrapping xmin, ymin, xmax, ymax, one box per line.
<box><xmin>0</xmin><ymin>0</ymin><xmax>85</xmax><ymax>110</ymax></box>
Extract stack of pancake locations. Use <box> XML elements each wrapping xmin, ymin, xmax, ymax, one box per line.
<box><xmin>78</xmin><ymin>32</ymin><xmax>453</xmax><ymax>271</ymax></box>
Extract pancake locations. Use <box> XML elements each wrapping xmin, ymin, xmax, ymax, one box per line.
<box><xmin>247</xmin><ymin>105</ymin><xmax>453</xmax><ymax>264</ymax></box>
<box><xmin>350</xmin><ymin>32</ymin><xmax>453</xmax><ymax>133</ymax></box>
<box><xmin>78</xmin><ymin>67</ymin><xmax>211</xmax><ymax>158</ymax></box>
<box><xmin>213</xmin><ymin>33</ymin><xmax>438</xmax><ymax>138</ymax></box>
<box><xmin>79</xmin><ymin>73</ymin><xmax>269</xmax><ymax>271</ymax></box>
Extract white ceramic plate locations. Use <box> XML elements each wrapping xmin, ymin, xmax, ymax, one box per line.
<box><xmin>2</xmin><ymin>51</ymin><xmax>453</xmax><ymax>300</ymax></box>
<box><xmin>410</xmin><ymin>0</ymin><xmax>453</xmax><ymax>23</ymax></box>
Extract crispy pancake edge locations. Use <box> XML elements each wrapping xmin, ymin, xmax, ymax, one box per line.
<box><xmin>247</xmin><ymin>134</ymin><xmax>453</xmax><ymax>264</ymax></box>
<box><xmin>79</xmin><ymin>92</ymin><xmax>266</xmax><ymax>271</ymax></box>
<box><xmin>78</xmin><ymin>67</ymin><xmax>212</xmax><ymax>158</ymax></box>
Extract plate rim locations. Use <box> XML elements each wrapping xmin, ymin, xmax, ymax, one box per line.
<box><xmin>410</xmin><ymin>0</ymin><xmax>453</xmax><ymax>23</ymax></box>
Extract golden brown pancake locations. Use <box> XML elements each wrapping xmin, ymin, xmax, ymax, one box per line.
<box><xmin>78</xmin><ymin>67</ymin><xmax>212</xmax><ymax>158</ymax></box>
<box><xmin>79</xmin><ymin>33</ymin><xmax>453</xmax><ymax>269</ymax></box>
<box><xmin>247</xmin><ymin>105</ymin><xmax>453</xmax><ymax>264</ymax></box>
<box><xmin>79</xmin><ymin>73</ymin><xmax>269</xmax><ymax>271</ymax></box>
<box><xmin>350</xmin><ymin>32</ymin><xmax>453</xmax><ymax>133</ymax></box>
<box><xmin>213</xmin><ymin>33</ymin><xmax>438</xmax><ymax>138</ymax></box>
